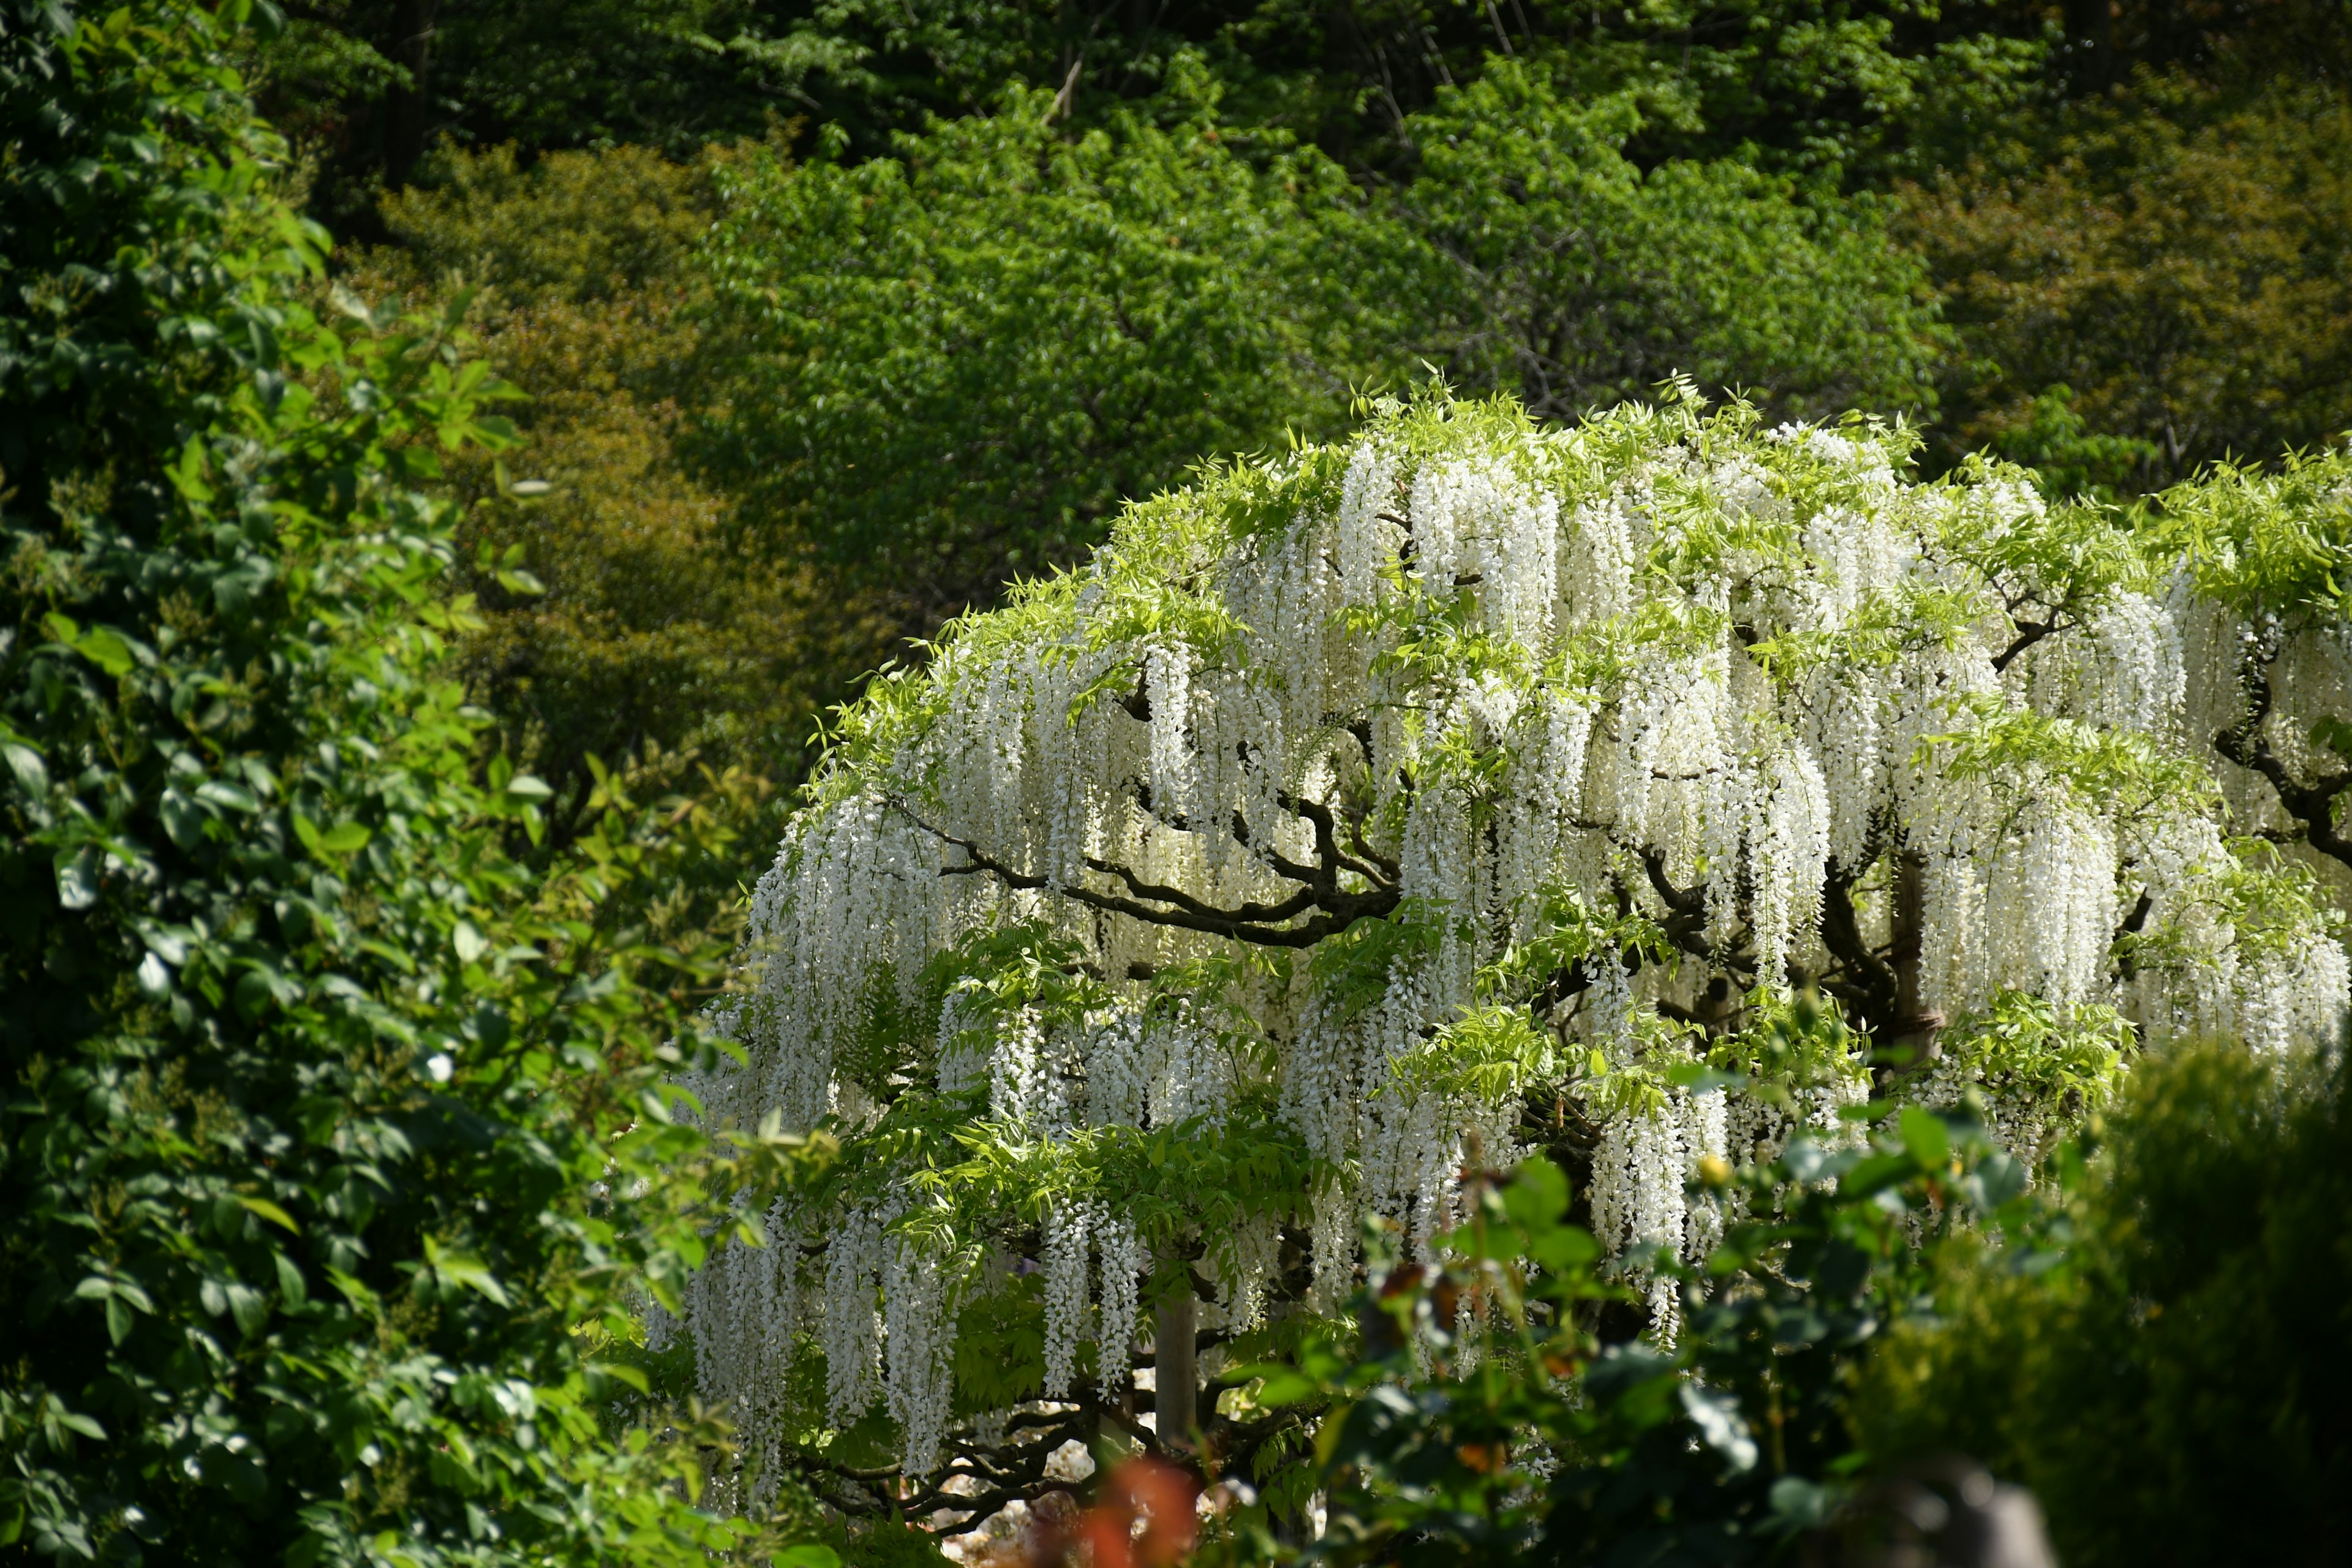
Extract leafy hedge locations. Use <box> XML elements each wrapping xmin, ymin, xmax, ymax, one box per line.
<box><xmin>0</xmin><ymin>6</ymin><xmax>788</xmax><ymax>1562</ymax></box>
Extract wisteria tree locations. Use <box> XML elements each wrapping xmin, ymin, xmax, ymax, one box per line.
<box><xmin>667</xmin><ymin>391</ymin><xmax>2350</xmax><ymax>1528</ymax></box>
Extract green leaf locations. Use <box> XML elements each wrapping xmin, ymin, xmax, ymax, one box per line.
<box><xmin>424</xmin><ymin>1238</ymin><xmax>512</xmax><ymax>1306</ymax></box>
<box><xmin>774</xmin><ymin>1548</ymin><xmax>843</xmax><ymax>1568</ymax></box>
<box><xmin>233</xmin><ymin>968</ymin><xmax>279</xmax><ymax>1020</ymax></box>
<box><xmin>1</xmin><ymin>742</ymin><xmax>47</xmax><ymax>795</ymax></box>
<box><xmin>196</xmin><ymin>779</ymin><xmax>260</xmax><ymax>813</ymax></box>
<box><xmin>1899</xmin><ymin>1104</ymin><xmax>1951</xmax><ymax>1168</ymax></box>
<box><xmin>53</xmin><ymin>1409</ymin><xmax>105</xmax><ymax>1443</ymax></box>
<box><xmin>72</xmin><ymin>630</ymin><xmax>134</xmax><ymax>677</ymax></box>
<box><xmin>54</xmin><ymin>850</ymin><xmax>99</xmax><ymax>910</ymax></box>
<box><xmin>1250</xmin><ymin>1368</ymin><xmax>1321</xmax><ymax>1406</ymax></box>
<box><xmin>1505</xmin><ymin>1156</ymin><xmax>1570</xmax><ymax>1228</ymax></box>
<box><xmin>226</xmin><ymin>1282</ymin><xmax>270</xmax><ymax>1335</ymax></box>
<box><xmin>41</xmin><ymin>611</ymin><xmax>137</xmax><ymax>676</ymax></box>
<box><xmin>160</xmin><ymin>788</ymin><xmax>205</xmax><ymax>847</ymax></box>
<box><xmin>1679</xmin><ymin>1382</ymin><xmax>1758</xmax><ymax>1471</ymax></box>
<box><xmin>588</xmin><ymin>1361</ymin><xmax>650</xmax><ymax>1394</ymax></box>
<box><xmin>1665</xmin><ymin>1061</ymin><xmax>1750</xmax><ymax>1095</ymax></box>
<box><xmin>1530</xmin><ymin>1225</ymin><xmax>1602</xmax><ymax>1272</ymax></box>
<box><xmin>239</xmin><ymin>1195</ymin><xmax>301</xmax><ymax>1234</ymax></box>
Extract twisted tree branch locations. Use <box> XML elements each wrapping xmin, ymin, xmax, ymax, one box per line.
<box><xmin>893</xmin><ymin>797</ymin><xmax>1401</xmax><ymax>948</ymax></box>
<box><xmin>2214</xmin><ymin>651</ymin><xmax>2352</xmax><ymax>872</ymax></box>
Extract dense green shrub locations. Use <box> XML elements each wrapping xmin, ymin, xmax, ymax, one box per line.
<box><xmin>0</xmin><ymin>6</ymin><xmax>796</xmax><ymax>1561</ymax></box>
<box><xmin>1852</xmin><ymin>1039</ymin><xmax>2352</xmax><ymax>1567</ymax></box>
<box><xmin>1199</xmin><ymin>1031</ymin><xmax>2350</xmax><ymax>1568</ymax></box>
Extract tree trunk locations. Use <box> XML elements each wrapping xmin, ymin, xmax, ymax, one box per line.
<box><xmin>1886</xmin><ymin>852</ymin><xmax>1943</xmax><ymax>1078</ymax></box>
<box><xmin>383</xmin><ymin>0</ymin><xmax>442</xmax><ymax>186</ymax></box>
<box><xmin>1153</xmin><ymin>1290</ymin><xmax>1196</xmax><ymax>1450</ymax></box>
<box><xmin>2065</xmin><ymin>0</ymin><xmax>2114</xmax><ymax>91</ymax></box>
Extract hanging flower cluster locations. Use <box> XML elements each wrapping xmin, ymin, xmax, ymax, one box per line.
<box><xmin>681</xmin><ymin>391</ymin><xmax>2346</xmax><ymax>1498</ymax></box>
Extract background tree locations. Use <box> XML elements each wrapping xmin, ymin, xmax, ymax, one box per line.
<box><xmin>671</xmin><ymin>388</ymin><xmax>2342</xmax><ymax>1527</ymax></box>
<box><xmin>695</xmin><ymin>57</ymin><xmax>1958</xmax><ymax>631</ymax></box>
<box><xmin>693</xmin><ymin>64</ymin><xmax>1419</xmax><ymax>631</ymax></box>
<box><xmin>677</xmin><ymin>0</ymin><xmax>2055</xmax><ymax>177</ymax></box>
<box><xmin>354</xmin><ymin>141</ymin><xmax>894</xmax><ymax>853</ymax></box>
<box><xmin>241</xmin><ymin>0</ymin><xmax>842</xmax><ymax>232</ymax></box>
<box><xmin>1399</xmin><ymin>62</ymin><xmax>1946</xmax><ymax>426</ymax></box>
<box><xmin>1902</xmin><ymin>78</ymin><xmax>2352</xmax><ymax>486</ymax></box>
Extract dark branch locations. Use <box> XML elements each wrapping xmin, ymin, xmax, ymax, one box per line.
<box><xmin>898</xmin><ymin>800</ymin><xmax>1401</xmax><ymax>948</ymax></box>
<box><xmin>2214</xmin><ymin>650</ymin><xmax>2352</xmax><ymax>871</ymax></box>
<box><xmin>1991</xmin><ymin>617</ymin><xmax>2059</xmax><ymax>673</ymax></box>
<box><xmin>1816</xmin><ymin>871</ymin><xmax>1899</xmax><ymax>1042</ymax></box>
<box><xmin>1632</xmin><ymin>845</ymin><xmax>1716</xmax><ymax>962</ymax></box>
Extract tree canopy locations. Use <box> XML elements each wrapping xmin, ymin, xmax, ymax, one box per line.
<box><xmin>695</xmin><ymin>60</ymin><xmax>1950</xmax><ymax>628</ymax></box>
<box><xmin>678</xmin><ymin>387</ymin><xmax>2346</xmax><ymax>1521</ymax></box>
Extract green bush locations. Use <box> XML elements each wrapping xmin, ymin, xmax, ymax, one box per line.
<box><xmin>0</xmin><ymin>6</ymin><xmax>796</xmax><ymax>1561</ymax></box>
<box><xmin>1850</xmin><ymin>1038</ymin><xmax>2352</xmax><ymax>1566</ymax></box>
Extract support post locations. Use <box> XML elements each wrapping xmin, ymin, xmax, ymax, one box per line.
<box><xmin>1888</xmin><ymin>851</ymin><xmax>1943</xmax><ymax>1076</ymax></box>
<box><xmin>1153</xmin><ymin>1290</ymin><xmax>1196</xmax><ymax>1450</ymax></box>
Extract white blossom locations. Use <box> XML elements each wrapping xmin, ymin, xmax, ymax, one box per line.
<box><xmin>672</xmin><ymin>393</ymin><xmax>2350</xmax><ymax>1458</ymax></box>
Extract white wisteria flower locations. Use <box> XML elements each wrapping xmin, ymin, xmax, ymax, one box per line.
<box><xmin>675</xmin><ymin>390</ymin><xmax>2350</xmax><ymax>1519</ymax></box>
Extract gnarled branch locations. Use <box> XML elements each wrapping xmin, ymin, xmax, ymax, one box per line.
<box><xmin>894</xmin><ymin>799</ymin><xmax>1401</xmax><ymax>949</ymax></box>
<box><xmin>2215</xmin><ymin>652</ymin><xmax>2352</xmax><ymax>872</ymax></box>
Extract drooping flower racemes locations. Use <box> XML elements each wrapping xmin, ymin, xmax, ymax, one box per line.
<box><xmin>674</xmin><ymin>391</ymin><xmax>2346</xmax><ymax>1510</ymax></box>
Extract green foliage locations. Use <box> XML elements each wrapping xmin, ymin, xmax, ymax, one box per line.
<box><xmin>1385</xmin><ymin>1003</ymin><xmax>1558</xmax><ymax>1107</ymax></box>
<box><xmin>2141</xmin><ymin>443</ymin><xmax>2352</xmax><ymax>874</ymax></box>
<box><xmin>2157</xmin><ymin>443</ymin><xmax>2352</xmax><ymax>628</ymax></box>
<box><xmin>1849</xmin><ymin>1040</ymin><xmax>2352</xmax><ymax>1567</ymax></box>
<box><xmin>696</xmin><ymin>64</ymin><xmax>1414</xmax><ymax>626</ymax></box>
<box><xmin>1904</xmin><ymin>77</ymin><xmax>2352</xmax><ymax>486</ymax></box>
<box><xmin>1933</xmin><ymin>990</ymin><xmax>2136</xmax><ymax>1116</ymax></box>
<box><xmin>0</xmin><ymin>6</ymin><xmax>797</xmax><ymax>1561</ymax></box>
<box><xmin>1401</xmin><ymin>62</ymin><xmax>1949</xmax><ymax>425</ymax></box>
<box><xmin>355</xmin><ymin>141</ymin><xmax>892</xmax><ymax>859</ymax></box>
<box><xmin>241</xmin><ymin>0</ymin><xmax>843</xmax><ymax>226</ymax></box>
<box><xmin>695</xmin><ymin>58</ymin><xmax>1961</xmax><ymax>625</ymax></box>
<box><xmin>718</xmin><ymin>0</ymin><xmax>2054</xmax><ymax>179</ymax></box>
<box><xmin>254</xmin><ymin>0</ymin><xmax>2352</xmax><ymax>197</ymax></box>
<box><xmin>1228</xmin><ymin>1077</ymin><xmax>2034</xmax><ymax>1566</ymax></box>
<box><xmin>1981</xmin><ymin>386</ymin><xmax>2159</xmax><ymax>502</ymax></box>
<box><xmin>379</xmin><ymin>141</ymin><xmax>732</xmax><ymax>309</ymax></box>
